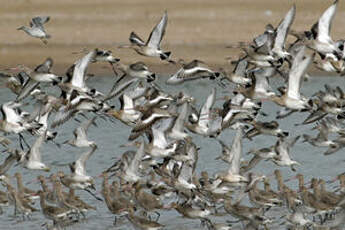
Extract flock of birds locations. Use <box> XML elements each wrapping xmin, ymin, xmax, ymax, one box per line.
<box><xmin>3</xmin><ymin>1</ymin><xmax>345</xmax><ymax>230</ymax></box>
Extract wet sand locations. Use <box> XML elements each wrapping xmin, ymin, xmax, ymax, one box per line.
<box><xmin>1</xmin><ymin>0</ymin><xmax>345</xmax><ymax>75</ymax></box>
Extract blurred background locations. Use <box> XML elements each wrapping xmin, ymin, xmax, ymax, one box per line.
<box><xmin>1</xmin><ymin>0</ymin><xmax>345</xmax><ymax>74</ymax></box>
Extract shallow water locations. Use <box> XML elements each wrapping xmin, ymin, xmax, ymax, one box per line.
<box><xmin>0</xmin><ymin>75</ymin><xmax>344</xmax><ymax>229</ymax></box>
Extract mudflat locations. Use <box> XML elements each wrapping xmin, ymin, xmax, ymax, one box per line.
<box><xmin>1</xmin><ymin>0</ymin><xmax>345</xmax><ymax>75</ymax></box>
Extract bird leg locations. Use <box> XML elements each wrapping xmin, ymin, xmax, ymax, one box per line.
<box><xmin>113</xmin><ymin>216</ymin><xmax>117</xmax><ymax>226</ymax></box>
<box><xmin>13</xmin><ymin>198</ymin><xmax>17</xmax><ymax>216</ymax></box>
<box><xmin>18</xmin><ymin>133</ymin><xmax>30</xmax><ymax>150</ymax></box>
<box><xmin>50</xmin><ymin>139</ymin><xmax>61</xmax><ymax>148</ymax></box>
<box><xmin>114</xmin><ymin>73</ymin><xmax>127</xmax><ymax>85</ymax></box>
<box><xmin>109</xmin><ymin>62</ymin><xmax>118</xmax><ymax>77</ymax></box>
<box><xmin>154</xmin><ymin>211</ymin><xmax>160</xmax><ymax>221</ymax></box>
<box><xmin>40</xmin><ymin>38</ymin><xmax>48</xmax><ymax>45</ymax></box>
<box><xmin>78</xmin><ymin>113</ymin><xmax>89</xmax><ymax>120</ymax></box>
<box><xmin>84</xmin><ymin>188</ymin><xmax>103</xmax><ymax>201</ymax></box>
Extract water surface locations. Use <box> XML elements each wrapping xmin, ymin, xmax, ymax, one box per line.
<box><xmin>0</xmin><ymin>75</ymin><xmax>344</xmax><ymax>229</ymax></box>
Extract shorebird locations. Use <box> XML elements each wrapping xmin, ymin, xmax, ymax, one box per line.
<box><xmin>167</xmin><ymin>102</ymin><xmax>190</xmax><ymax>140</ymax></box>
<box><xmin>252</xmin><ymin>24</ymin><xmax>275</xmax><ymax>49</ymax></box>
<box><xmin>270</xmin><ymin>46</ymin><xmax>313</xmax><ymax>110</ymax></box>
<box><xmin>20</xmin><ymin>131</ymin><xmax>50</xmax><ymax>171</ymax></box>
<box><xmin>216</xmin><ymin>125</ymin><xmax>248</xmax><ymax>183</ymax></box>
<box><xmin>106</xmin><ymin>93</ymin><xmax>142</xmax><ymax>126</ymax></box>
<box><xmin>101</xmin><ymin>173</ymin><xmax>133</xmax><ymax>224</ymax></box>
<box><xmin>223</xmin><ymin>196</ymin><xmax>269</xmax><ymax>227</ymax></box>
<box><xmin>0</xmin><ymin>71</ymin><xmax>25</xmax><ymax>95</ymax></box>
<box><xmin>126</xmin><ymin>208</ymin><xmax>164</xmax><ymax>230</ymax></box>
<box><xmin>186</xmin><ymin>88</ymin><xmax>222</xmax><ymax>136</ymax></box>
<box><xmin>5</xmin><ymin>182</ymin><xmax>37</xmax><ymax>219</ymax></box>
<box><xmin>62</xmin><ymin>50</ymin><xmax>97</xmax><ymax>95</ymax></box>
<box><xmin>37</xmin><ymin>191</ymin><xmax>73</xmax><ymax>225</ymax></box>
<box><xmin>303</xmin><ymin>128</ymin><xmax>334</xmax><ymax>148</ymax></box>
<box><xmin>271</xmin><ymin>5</ymin><xmax>296</xmax><ymax>59</ymax></box>
<box><xmin>50</xmin><ymin>90</ymin><xmax>104</xmax><ymax>128</ymax></box>
<box><xmin>0</xmin><ymin>149</ymin><xmax>21</xmax><ymax>175</ymax></box>
<box><xmin>323</xmin><ymin>133</ymin><xmax>345</xmax><ymax>155</ymax></box>
<box><xmin>171</xmin><ymin>202</ymin><xmax>211</xmax><ymax>224</ymax></box>
<box><xmin>245</xmin><ymin>120</ymin><xmax>288</xmax><ymax>139</ymax></box>
<box><xmin>314</xmin><ymin>55</ymin><xmax>345</xmax><ymax>73</ymax></box>
<box><xmin>272</xmin><ymin>136</ymin><xmax>300</xmax><ymax>171</ymax></box>
<box><xmin>64</xmin><ymin>116</ymin><xmax>97</xmax><ymax>148</ymax></box>
<box><xmin>94</xmin><ymin>49</ymin><xmax>120</xmax><ymax>64</ymax></box>
<box><xmin>167</xmin><ymin>59</ymin><xmax>220</xmax><ymax>85</ymax></box>
<box><xmin>122</xmin><ymin>141</ymin><xmax>145</xmax><ymax>183</ymax></box>
<box><xmin>69</xmin><ymin>144</ymin><xmax>98</xmax><ymax>184</ymax></box>
<box><xmin>247</xmin><ymin>175</ymin><xmax>282</xmax><ymax>208</ymax></box>
<box><xmin>17</xmin><ymin>16</ymin><xmax>51</xmax><ymax>44</ymax></box>
<box><xmin>132</xmin><ymin>182</ymin><xmax>166</xmax><ymax>219</ymax></box>
<box><xmin>307</xmin><ymin>0</ymin><xmax>342</xmax><ymax>59</ymax></box>
<box><xmin>219</xmin><ymin>58</ymin><xmax>251</xmax><ymax>85</ymax></box>
<box><xmin>121</xmin><ymin>11</ymin><xmax>173</xmax><ymax>62</ymax></box>
<box><xmin>238</xmin><ymin>67</ymin><xmax>276</xmax><ymax>100</ymax></box>
<box><xmin>11</xmin><ymin>59</ymin><xmax>59</xmax><ymax>84</ymax></box>
<box><xmin>128</xmin><ymin>107</ymin><xmax>175</xmax><ymax>141</ymax></box>
<box><xmin>115</xmin><ymin>62</ymin><xmax>156</xmax><ymax>83</ymax></box>
<box><xmin>0</xmin><ymin>101</ymin><xmax>42</xmax><ymax>149</ymax></box>
<box><xmin>214</xmin><ymin>139</ymin><xmax>234</xmax><ymax>164</ymax></box>
<box><xmin>9</xmin><ymin>60</ymin><xmax>61</xmax><ymax>103</ymax></box>
<box><xmin>14</xmin><ymin>172</ymin><xmax>39</xmax><ymax>201</ymax></box>
<box><xmin>15</xmin><ymin>57</ymin><xmax>55</xmax><ymax>102</ymax></box>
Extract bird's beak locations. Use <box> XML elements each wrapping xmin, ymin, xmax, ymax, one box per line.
<box><xmin>118</xmin><ymin>44</ymin><xmax>132</xmax><ymax>49</ymax></box>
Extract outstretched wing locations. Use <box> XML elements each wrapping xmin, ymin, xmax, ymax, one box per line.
<box><xmin>147</xmin><ymin>11</ymin><xmax>168</xmax><ymax>49</ymax></box>
<box><xmin>273</xmin><ymin>5</ymin><xmax>296</xmax><ymax>52</ymax></box>
<box><xmin>287</xmin><ymin>46</ymin><xmax>312</xmax><ymax>100</ymax></box>
<box><xmin>71</xmin><ymin>50</ymin><xmax>96</xmax><ymax>89</ymax></box>
<box><xmin>198</xmin><ymin>88</ymin><xmax>216</xmax><ymax>129</ymax></box>
<box><xmin>317</xmin><ymin>0</ymin><xmax>338</xmax><ymax>43</ymax></box>
<box><xmin>129</xmin><ymin>32</ymin><xmax>146</xmax><ymax>46</ymax></box>
<box><xmin>229</xmin><ymin>127</ymin><xmax>243</xmax><ymax>175</ymax></box>
<box><xmin>32</xmin><ymin>16</ymin><xmax>50</xmax><ymax>26</ymax></box>
<box><xmin>75</xmin><ymin>146</ymin><xmax>97</xmax><ymax>176</ymax></box>
<box><xmin>34</xmin><ymin>57</ymin><xmax>53</xmax><ymax>73</ymax></box>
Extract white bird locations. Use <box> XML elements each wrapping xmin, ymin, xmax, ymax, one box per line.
<box><xmin>115</xmin><ymin>62</ymin><xmax>156</xmax><ymax>83</ymax></box>
<box><xmin>168</xmin><ymin>102</ymin><xmax>190</xmax><ymax>140</ymax></box>
<box><xmin>216</xmin><ymin>125</ymin><xmax>248</xmax><ymax>183</ymax></box>
<box><xmin>271</xmin><ymin>46</ymin><xmax>313</xmax><ymax>110</ymax></box>
<box><xmin>167</xmin><ymin>60</ymin><xmax>220</xmax><ymax>85</ymax></box>
<box><xmin>121</xmin><ymin>11</ymin><xmax>173</xmax><ymax>62</ymax></box>
<box><xmin>272</xmin><ymin>5</ymin><xmax>296</xmax><ymax>59</ymax></box>
<box><xmin>308</xmin><ymin>0</ymin><xmax>341</xmax><ymax>59</ymax></box>
<box><xmin>186</xmin><ymin>88</ymin><xmax>221</xmax><ymax>136</ymax></box>
<box><xmin>0</xmin><ymin>101</ymin><xmax>42</xmax><ymax>149</ymax></box>
<box><xmin>122</xmin><ymin>141</ymin><xmax>145</xmax><ymax>183</ymax></box>
<box><xmin>63</xmin><ymin>50</ymin><xmax>97</xmax><ymax>95</ymax></box>
<box><xmin>10</xmin><ymin>58</ymin><xmax>61</xmax><ymax>94</ymax></box>
<box><xmin>22</xmin><ymin>131</ymin><xmax>50</xmax><ymax>172</ymax></box>
<box><xmin>65</xmin><ymin>117</ymin><xmax>97</xmax><ymax>148</ymax></box>
<box><xmin>215</xmin><ymin>139</ymin><xmax>234</xmax><ymax>164</ymax></box>
<box><xmin>220</xmin><ymin>58</ymin><xmax>251</xmax><ymax>85</ymax></box>
<box><xmin>17</xmin><ymin>16</ymin><xmax>51</xmax><ymax>44</ymax></box>
<box><xmin>69</xmin><ymin>144</ymin><xmax>98</xmax><ymax>183</ymax></box>
<box><xmin>272</xmin><ymin>136</ymin><xmax>300</xmax><ymax>171</ymax></box>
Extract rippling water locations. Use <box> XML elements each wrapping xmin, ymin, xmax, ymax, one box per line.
<box><xmin>0</xmin><ymin>75</ymin><xmax>344</xmax><ymax>229</ymax></box>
